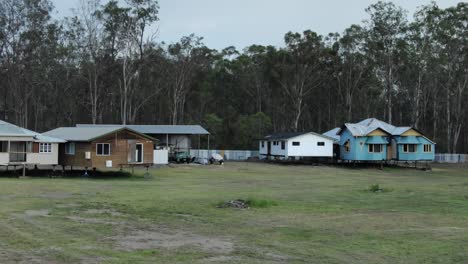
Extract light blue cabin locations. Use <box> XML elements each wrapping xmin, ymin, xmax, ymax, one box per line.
<box><xmin>335</xmin><ymin>118</ymin><xmax>436</xmax><ymax>162</ymax></box>
<box><xmin>338</xmin><ymin>124</ymin><xmax>390</xmax><ymax>161</ymax></box>
<box><xmin>390</xmin><ymin>129</ymin><xmax>435</xmax><ymax>161</ymax></box>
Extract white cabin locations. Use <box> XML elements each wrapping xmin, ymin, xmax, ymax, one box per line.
<box><xmin>0</xmin><ymin>120</ymin><xmax>65</xmax><ymax>166</ymax></box>
<box><xmin>259</xmin><ymin>132</ymin><xmax>334</xmax><ymax>159</ymax></box>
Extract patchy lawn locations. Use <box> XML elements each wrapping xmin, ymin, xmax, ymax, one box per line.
<box><xmin>0</xmin><ymin>162</ymin><xmax>467</xmax><ymax>263</ymax></box>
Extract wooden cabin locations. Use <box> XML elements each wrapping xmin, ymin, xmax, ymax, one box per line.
<box><xmin>44</xmin><ymin>127</ymin><xmax>156</xmax><ymax>169</ymax></box>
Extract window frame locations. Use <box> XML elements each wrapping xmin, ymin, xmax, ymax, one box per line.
<box><xmin>368</xmin><ymin>144</ymin><xmax>383</xmax><ymax>153</ymax></box>
<box><xmin>39</xmin><ymin>143</ymin><xmax>52</xmax><ymax>154</ymax></box>
<box><xmin>344</xmin><ymin>140</ymin><xmax>350</xmax><ymax>152</ymax></box>
<box><xmin>423</xmin><ymin>144</ymin><xmax>432</xmax><ymax>153</ymax></box>
<box><xmin>292</xmin><ymin>141</ymin><xmax>300</xmax><ymax>146</ymax></box>
<box><xmin>65</xmin><ymin>142</ymin><xmax>76</xmax><ymax>155</ymax></box>
<box><xmin>96</xmin><ymin>143</ymin><xmax>111</xmax><ymax>156</ymax></box>
<box><xmin>403</xmin><ymin>144</ymin><xmax>417</xmax><ymax>153</ymax></box>
<box><xmin>317</xmin><ymin>142</ymin><xmax>325</xmax><ymax>147</ymax></box>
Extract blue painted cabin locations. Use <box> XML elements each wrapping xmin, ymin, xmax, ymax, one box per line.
<box><xmin>335</xmin><ymin>118</ymin><xmax>435</xmax><ymax>162</ymax></box>
<box><xmin>338</xmin><ymin>125</ymin><xmax>390</xmax><ymax>161</ymax></box>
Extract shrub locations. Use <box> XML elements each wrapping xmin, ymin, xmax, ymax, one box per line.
<box><xmin>245</xmin><ymin>198</ymin><xmax>278</xmax><ymax>208</ymax></box>
<box><xmin>369</xmin><ymin>184</ymin><xmax>383</xmax><ymax>192</ymax></box>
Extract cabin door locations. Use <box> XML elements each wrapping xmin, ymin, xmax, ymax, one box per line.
<box><xmin>136</xmin><ymin>144</ymin><xmax>143</xmax><ymax>163</ymax></box>
<box><xmin>267</xmin><ymin>141</ymin><xmax>271</xmax><ymax>156</ymax></box>
<box><xmin>387</xmin><ymin>144</ymin><xmax>392</xmax><ymax>160</ymax></box>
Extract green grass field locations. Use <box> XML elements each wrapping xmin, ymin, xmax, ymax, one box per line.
<box><xmin>1</xmin><ymin>162</ymin><xmax>467</xmax><ymax>263</ymax></box>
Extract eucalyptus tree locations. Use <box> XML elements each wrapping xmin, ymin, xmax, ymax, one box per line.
<box><xmin>335</xmin><ymin>25</ymin><xmax>370</xmax><ymax>122</ymax></box>
<box><xmin>364</xmin><ymin>1</ymin><xmax>407</xmax><ymax>124</ymax></box>
<box><xmin>430</xmin><ymin>3</ymin><xmax>468</xmax><ymax>153</ymax></box>
<box><xmin>274</xmin><ymin>30</ymin><xmax>325</xmax><ymax>132</ymax></box>
<box><xmin>167</xmin><ymin>34</ymin><xmax>214</xmax><ymax>125</ymax></box>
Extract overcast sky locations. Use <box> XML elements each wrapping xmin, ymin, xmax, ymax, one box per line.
<box><xmin>51</xmin><ymin>0</ymin><xmax>461</xmax><ymax>50</ymax></box>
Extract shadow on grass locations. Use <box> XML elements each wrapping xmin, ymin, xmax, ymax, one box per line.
<box><xmin>0</xmin><ymin>169</ymin><xmax>144</xmax><ymax>180</ymax></box>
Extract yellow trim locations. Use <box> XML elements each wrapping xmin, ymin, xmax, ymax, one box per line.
<box><xmin>401</xmin><ymin>129</ymin><xmax>422</xmax><ymax>136</ymax></box>
<box><xmin>367</xmin><ymin>129</ymin><xmax>389</xmax><ymax>136</ymax></box>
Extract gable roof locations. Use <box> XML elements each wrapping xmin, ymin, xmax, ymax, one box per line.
<box><xmin>264</xmin><ymin>131</ymin><xmax>335</xmax><ymax>141</ymax></box>
<box><xmin>76</xmin><ymin>124</ymin><xmax>210</xmax><ymax>135</ymax></box>
<box><xmin>0</xmin><ymin>120</ymin><xmax>65</xmax><ymax>143</ymax></box>
<box><xmin>44</xmin><ymin>127</ymin><xmax>156</xmax><ymax>142</ymax></box>
<box><xmin>336</xmin><ymin>118</ymin><xmax>436</xmax><ymax>143</ymax></box>
<box><xmin>323</xmin><ymin>127</ymin><xmax>340</xmax><ymax>142</ymax></box>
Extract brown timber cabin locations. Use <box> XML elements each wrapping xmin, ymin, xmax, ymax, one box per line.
<box><xmin>43</xmin><ymin>126</ymin><xmax>157</xmax><ymax>169</ymax></box>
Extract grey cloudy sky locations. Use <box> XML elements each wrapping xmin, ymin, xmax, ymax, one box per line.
<box><xmin>51</xmin><ymin>0</ymin><xmax>461</xmax><ymax>50</ymax></box>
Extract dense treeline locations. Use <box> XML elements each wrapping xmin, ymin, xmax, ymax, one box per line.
<box><xmin>0</xmin><ymin>0</ymin><xmax>467</xmax><ymax>152</ymax></box>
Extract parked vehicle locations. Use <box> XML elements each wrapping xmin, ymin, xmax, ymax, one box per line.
<box><xmin>171</xmin><ymin>151</ymin><xmax>194</xmax><ymax>164</ymax></box>
<box><xmin>210</xmin><ymin>153</ymin><xmax>224</xmax><ymax>165</ymax></box>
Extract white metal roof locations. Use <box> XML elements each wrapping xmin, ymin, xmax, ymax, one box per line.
<box><xmin>44</xmin><ymin>126</ymin><xmax>158</xmax><ymax>142</ymax></box>
<box><xmin>322</xmin><ymin>127</ymin><xmax>340</xmax><ymax>142</ymax></box>
<box><xmin>76</xmin><ymin>124</ymin><xmax>210</xmax><ymax>135</ymax></box>
<box><xmin>0</xmin><ymin>120</ymin><xmax>65</xmax><ymax>143</ymax></box>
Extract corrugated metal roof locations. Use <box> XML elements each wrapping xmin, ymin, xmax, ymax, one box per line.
<box><xmin>0</xmin><ymin>120</ymin><xmax>65</xmax><ymax>143</ymax></box>
<box><xmin>264</xmin><ymin>132</ymin><xmax>308</xmax><ymax>140</ymax></box>
<box><xmin>323</xmin><ymin>128</ymin><xmax>340</xmax><ymax>142</ymax></box>
<box><xmin>44</xmin><ymin>126</ymin><xmax>157</xmax><ymax>142</ymax></box>
<box><xmin>44</xmin><ymin>127</ymin><xmax>121</xmax><ymax>141</ymax></box>
<box><xmin>264</xmin><ymin>131</ymin><xmax>336</xmax><ymax>141</ymax></box>
<box><xmin>76</xmin><ymin>124</ymin><xmax>210</xmax><ymax>135</ymax></box>
<box><xmin>391</xmin><ymin>127</ymin><xmax>412</xmax><ymax>136</ymax></box>
<box><xmin>0</xmin><ymin>120</ymin><xmax>36</xmax><ymax>137</ymax></box>
<box><xmin>357</xmin><ymin>118</ymin><xmax>396</xmax><ymax>134</ymax></box>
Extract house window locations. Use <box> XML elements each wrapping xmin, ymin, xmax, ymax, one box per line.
<box><xmin>423</xmin><ymin>144</ymin><xmax>432</xmax><ymax>153</ymax></box>
<box><xmin>403</xmin><ymin>144</ymin><xmax>417</xmax><ymax>153</ymax></box>
<box><xmin>344</xmin><ymin>140</ymin><xmax>350</xmax><ymax>152</ymax></box>
<box><xmin>317</xmin><ymin>142</ymin><xmax>325</xmax><ymax>146</ymax></box>
<box><xmin>261</xmin><ymin>141</ymin><xmax>265</xmax><ymax>148</ymax></box>
<box><xmin>39</xmin><ymin>143</ymin><xmax>52</xmax><ymax>153</ymax></box>
<box><xmin>281</xmin><ymin>141</ymin><xmax>285</xmax><ymax>150</ymax></box>
<box><xmin>0</xmin><ymin>141</ymin><xmax>8</xmax><ymax>152</ymax></box>
<box><xmin>96</xmin><ymin>143</ymin><xmax>111</xmax><ymax>156</ymax></box>
<box><xmin>368</xmin><ymin>144</ymin><xmax>383</xmax><ymax>153</ymax></box>
<box><xmin>65</xmin><ymin>143</ymin><xmax>76</xmax><ymax>155</ymax></box>
<box><xmin>292</xmin><ymin>142</ymin><xmax>300</xmax><ymax>146</ymax></box>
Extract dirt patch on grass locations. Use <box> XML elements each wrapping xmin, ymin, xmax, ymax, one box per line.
<box><xmin>201</xmin><ymin>255</ymin><xmax>240</xmax><ymax>262</ymax></box>
<box><xmin>24</xmin><ymin>209</ymin><xmax>50</xmax><ymax>217</ymax></box>
<box><xmin>66</xmin><ymin>216</ymin><xmax>121</xmax><ymax>225</ymax></box>
<box><xmin>35</xmin><ymin>192</ymin><xmax>73</xmax><ymax>199</ymax></box>
<box><xmin>84</xmin><ymin>209</ymin><xmax>123</xmax><ymax>216</ymax></box>
<box><xmin>115</xmin><ymin>230</ymin><xmax>234</xmax><ymax>254</ymax></box>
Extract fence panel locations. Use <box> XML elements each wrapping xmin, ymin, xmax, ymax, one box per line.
<box><xmin>435</xmin><ymin>154</ymin><xmax>468</xmax><ymax>163</ymax></box>
<box><xmin>190</xmin><ymin>149</ymin><xmax>259</xmax><ymax>161</ymax></box>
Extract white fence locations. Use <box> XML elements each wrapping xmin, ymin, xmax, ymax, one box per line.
<box><xmin>191</xmin><ymin>149</ymin><xmax>259</xmax><ymax>161</ymax></box>
<box><xmin>435</xmin><ymin>154</ymin><xmax>468</xmax><ymax>163</ymax></box>
<box><xmin>154</xmin><ymin>149</ymin><xmax>169</xmax><ymax>165</ymax></box>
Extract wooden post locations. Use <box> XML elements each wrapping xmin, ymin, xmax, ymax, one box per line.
<box><xmin>144</xmin><ymin>165</ymin><xmax>150</xmax><ymax>179</ymax></box>
<box><xmin>22</xmin><ymin>164</ymin><xmax>26</xmax><ymax>177</ymax></box>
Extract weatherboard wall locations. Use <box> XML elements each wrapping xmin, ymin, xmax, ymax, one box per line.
<box><xmin>340</xmin><ymin>129</ymin><xmax>388</xmax><ymax>161</ymax></box>
<box><xmin>59</xmin><ymin>130</ymin><xmax>154</xmax><ymax>169</ymax></box>
<box><xmin>286</xmin><ymin>134</ymin><xmax>333</xmax><ymax>157</ymax></box>
<box><xmin>27</xmin><ymin>143</ymin><xmax>60</xmax><ymax>165</ymax></box>
<box><xmin>395</xmin><ymin>136</ymin><xmax>435</xmax><ymax>161</ymax></box>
